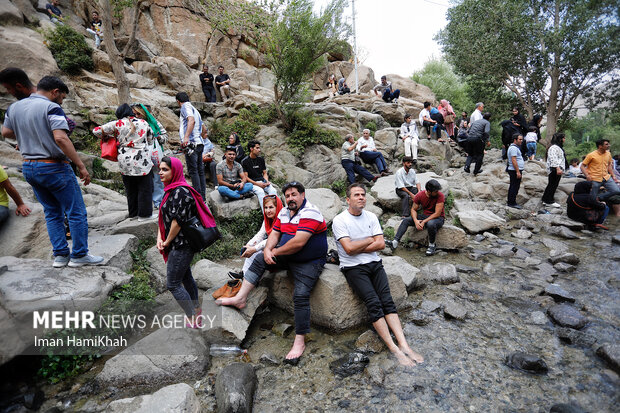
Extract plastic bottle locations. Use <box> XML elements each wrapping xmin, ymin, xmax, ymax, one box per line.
<box><xmin>209</xmin><ymin>345</ymin><xmax>247</xmax><ymax>357</ymax></box>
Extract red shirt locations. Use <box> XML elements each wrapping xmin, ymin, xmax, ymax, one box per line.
<box><xmin>414</xmin><ymin>190</ymin><xmax>445</xmax><ymax>218</ymax></box>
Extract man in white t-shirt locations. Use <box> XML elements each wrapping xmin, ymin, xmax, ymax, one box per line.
<box><xmin>332</xmin><ymin>183</ymin><xmax>424</xmax><ymax>367</ymax></box>
<box><xmin>394</xmin><ymin>156</ymin><xmax>421</xmax><ymax>217</ymax></box>
<box><xmin>418</xmin><ymin>101</ymin><xmax>436</xmax><ymax>138</ymax></box>
<box><xmin>469</xmin><ymin>102</ymin><xmax>484</xmax><ymax>125</ymax></box>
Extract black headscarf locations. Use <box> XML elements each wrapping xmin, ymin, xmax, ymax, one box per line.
<box><xmin>115</xmin><ymin>103</ymin><xmax>134</xmax><ymax>119</ymax></box>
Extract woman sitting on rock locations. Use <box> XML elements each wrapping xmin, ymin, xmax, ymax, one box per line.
<box><xmin>157</xmin><ymin>156</ymin><xmax>217</xmax><ymax>327</ymax></box>
<box><xmin>567</xmin><ymin>181</ymin><xmax>609</xmax><ymax>230</ymax></box>
<box><xmin>326</xmin><ymin>74</ymin><xmax>337</xmax><ymax>98</ymax></box>
<box><xmin>228</xmin><ymin>194</ymin><xmax>284</xmax><ymax>279</ymax></box>
<box><xmin>93</xmin><ymin>104</ymin><xmax>154</xmax><ymax>221</ymax></box>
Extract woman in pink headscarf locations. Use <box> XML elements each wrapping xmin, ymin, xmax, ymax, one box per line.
<box><xmin>157</xmin><ymin>156</ymin><xmax>217</xmax><ymax>327</ymax></box>
<box><xmin>440</xmin><ymin>99</ymin><xmax>456</xmax><ymax>140</ymax></box>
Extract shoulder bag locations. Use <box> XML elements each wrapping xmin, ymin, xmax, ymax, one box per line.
<box><xmin>181</xmin><ymin>216</ymin><xmax>222</xmax><ymax>252</ymax></box>
<box><xmin>100</xmin><ymin>138</ymin><xmax>119</xmax><ymax>162</ymax></box>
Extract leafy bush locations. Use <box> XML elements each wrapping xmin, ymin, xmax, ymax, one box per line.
<box><xmin>44</xmin><ymin>25</ymin><xmax>93</xmax><ymax>74</ymax></box>
<box><xmin>209</xmin><ymin>104</ymin><xmax>277</xmax><ymax>147</ymax></box>
<box><xmin>71</xmin><ymin>131</ymin><xmax>100</xmax><ymax>154</ymax></box>
<box><xmin>285</xmin><ymin>110</ymin><xmax>340</xmax><ymax>151</ymax></box>
<box><xmin>330</xmin><ymin>179</ymin><xmax>347</xmax><ymax>197</ymax></box>
<box><xmin>364</xmin><ymin>121</ymin><xmax>377</xmax><ymax>135</ymax></box>
<box><xmin>443</xmin><ymin>190</ymin><xmax>455</xmax><ymax>215</ymax></box>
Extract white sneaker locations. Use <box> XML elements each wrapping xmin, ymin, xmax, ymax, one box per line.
<box><xmin>68</xmin><ymin>254</ymin><xmax>104</xmax><ymax>267</ymax></box>
<box><xmin>393</xmin><ymin>98</ymin><xmax>398</xmax><ymax>104</ymax></box>
<box><xmin>53</xmin><ymin>255</ymin><xmax>70</xmax><ymax>268</ymax></box>
<box><xmin>543</xmin><ymin>202</ymin><xmax>561</xmax><ymax>208</ymax></box>
<box><xmin>391</xmin><ymin>239</ymin><xmax>398</xmax><ymax>249</ymax></box>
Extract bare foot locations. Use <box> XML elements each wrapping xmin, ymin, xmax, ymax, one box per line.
<box><xmin>400</xmin><ymin>345</ymin><xmax>424</xmax><ymax>364</ymax></box>
<box><xmin>393</xmin><ymin>349</ymin><xmax>415</xmax><ymax>367</ymax></box>
<box><xmin>285</xmin><ymin>335</ymin><xmax>306</xmax><ymax>360</ymax></box>
<box><xmin>216</xmin><ymin>295</ymin><xmax>246</xmax><ymax>309</ymax></box>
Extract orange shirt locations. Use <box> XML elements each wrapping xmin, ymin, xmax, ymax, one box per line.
<box><xmin>582</xmin><ymin>150</ymin><xmax>612</xmax><ymax>182</ymax></box>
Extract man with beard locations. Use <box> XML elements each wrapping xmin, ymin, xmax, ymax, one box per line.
<box><xmin>390</xmin><ymin>179</ymin><xmax>445</xmax><ymax>256</ymax></box>
<box><xmin>1</xmin><ymin>76</ymin><xmax>103</xmax><ymax>267</ymax></box>
<box><xmin>216</xmin><ymin>181</ymin><xmax>327</xmax><ymax>364</ymax></box>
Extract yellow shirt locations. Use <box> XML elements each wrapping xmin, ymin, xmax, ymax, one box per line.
<box><xmin>582</xmin><ymin>150</ymin><xmax>611</xmax><ymax>182</ymax></box>
<box><xmin>0</xmin><ymin>167</ymin><xmax>8</xmax><ymax>208</ymax></box>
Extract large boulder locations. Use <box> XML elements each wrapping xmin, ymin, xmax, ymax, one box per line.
<box><xmin>207</xmin><ymin>190</ymin><xmax>260</xmax><ymax>220</ymax></box>
<box><xmin>456</xmin><ymin>210</ymin><xmax>505</xmax><ymax>233</ymax></box>
<box><xmin>301</xmin><ymin>145</ymin><xmax>347</xmax><ymax>188</ymax></box>
<box><xmin>305</xmin><ymin>188</ymin><xmax>343</xmax><ymax>224</ymax></box>
<box><xmin>0</xmin><ymin>1</ymin><xmax>24</xmax><ymax>25</ymax></box>
<box><xmin>381</xmin><ymin>256</ymin><xmax>422</xmax><ymax>291</ymax></box>
<box><xmin>192</xmin><ymin>259</ymin><xmax>231</xmax><ymax>290</ymax></box>
<box><xmin>268</xmin><ymin>263</ymin><xmax>407</xmax><ymax>331</ymax></box>
<box><xmin>383</xmin><ymin>74</ymin><xmax>435</xmax><ymax>104</ymax></box>
<box><xmin>106</xmin><ymin>383</ymin><xmax>201</xmax><ymax>413</ymax></box>
<box><xmin>406</xmin><ymin>224</ymin><xmax>468</xmax><ymax>250</ymax></box>
<box><xmin>345</xmin><ymin>65</ymin><xmax>377</xmax><ymax>94</ymax></box>
<box><xmin>215</xmin><ymin>363</ymin><xmax>258</xmax><ymax>413</ymax></box>
<box><xmin>80</xmin><ymin>233</ymin><xmax>139</xmax><ymax>273</ymax></box>
<box><xmin>96</xmin><ymin>327</ymin><xmax>209</xmax><ymax>389</ymax></box>
<box><xmin>110</xmin><ymin>217</ymin><xmax>159</xmax><ymax>239</ymax></box>
<box><xmin>370</xmin><ymin>173</ymin><xmax>448</xmax><ymax>212</ymax></box>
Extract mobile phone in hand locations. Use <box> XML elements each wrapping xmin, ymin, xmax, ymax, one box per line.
<box><xmin>240</xmin><ymin>247</ymin><xmax>247</xmax><ymax>256</ymax></box>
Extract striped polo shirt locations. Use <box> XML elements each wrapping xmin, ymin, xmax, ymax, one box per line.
<box><xmin>274</xmin><ymin>198</ymin><xmax>328</xmax><ymax>262</ymax></box>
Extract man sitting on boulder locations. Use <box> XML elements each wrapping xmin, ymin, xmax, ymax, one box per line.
<box><xmin>341</xmin><ymin>134</ymin><xmax>378</xmax><ymax>185</ymax></box>
<box><xmin>242</xmin><ymin>140</ymin><xmax>277</xmax><ymax>210</ymax></box>
<box><xmin>338</xmin><ymin>77</ymin><xmax>350</xmax><ymax>95</ymax></box>
<box><xmin>400</xmin><ymin>114</ymin><xmax>419</xmax><ymax>162</ymax></box>
<box><xmin>215</xmin><ymin>65</ymin><xmax>231</xmax><ymax>102</ymax></box>
<box><xmin>216</xmin><ymin>146</ymin><xmax>253</xmax><ymax>200</ymax></box>
<box><xmin>395</xmin><ymin>156</ymin><xmax>421</xmax><ymax>217</ymax></box>
<box><xmin>373</xmin><ymin>75</ymin><xmax>400</xmax><ymax>104</ymax></box>
<box><xmin>217</xmin><ymin>181</ymin><xmax>328</xmax><ymax>363</ymax></box>
<box><xmin>356</xmin><ymin>129</ymin><xmax>390</xmax><ymax>176</ymax></box>
<box><xmin>419</xmin><ymin>102</ymin><xmax>436</xmax><ymax>138</ymax></box>
<box><xmin>333</xmin><ymin>183</ymin><xmax>424</xmax><ymax>367</ymax></box>
<box><xmin>46</xmin><ymin>0</ymin><xmax>64</xmax><ymax>25</ymax></box>
<box><xmin>390</xmin><ymin>179</ymin><xmax>445</xmax><ymax>256</ymax></box>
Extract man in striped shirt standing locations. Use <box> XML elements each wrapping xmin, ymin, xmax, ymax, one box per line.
<box><xmin>217</xmin><ymin>181</ymin><xmax>327</xmax><ymax>364</ymax></box>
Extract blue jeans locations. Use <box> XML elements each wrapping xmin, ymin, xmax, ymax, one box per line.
<box><xmin>245</xmin><ymin>253</ymin><xmax>324</xmax><ymax>335</ymax></box>
<box><xmin>152</xmin><ymin>167</ymin><xmax>165</xmax><ymax>208</ymax></box>
<box><xmin>591</xmin><ymin>178</ymin><xmax>620</xmax><ymax>201</ymax></box>
<box><xmin>22</xmin><ymin>161</ymin><xmax>89</xmax><ymax>258</ymax></box>
<box><xmin>218</xmin><ymin>182</ymin><xmax>253</xmax><ymax>199</ymax></box>
<box><xmin>166</xmin><ymin>247</ymin><xmax>199</xmax><ymax>317</ymax></box>
<box><xmin>382</xmin><ymin>89</ymin><xmax>400</xmax><ymax>102</ymax></box>
<box><xmin>526</xmin><ymin>142</ymin><xmax>537</xmax><ymax>158</ymax></box>
<box><xmin>0</xmin><ymin>205</ymin><xmax>9</xmax><ymax>227</ymax></box>
<box><xmin>185</xmin><ymin>144</ymin><xmax>205</xmax><ymax>200</ymax></box>
<box><xmin>250</xmin><ymin>180</ymin><xmax>277</xmax><ymax>210</ymax></box>
<box><xmin>359</xmin><ymin>151</ymin><xmax>388</xmax><ymax>173</ymax></box>
<box><xmin>341</xmin><ymin>159</ymin><xmax>375</xmax><ymax>184</ymax></box>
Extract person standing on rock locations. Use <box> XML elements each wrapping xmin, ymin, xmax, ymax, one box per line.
<box><xmin>356</xmin><ymin>129</ymin><xmax>390</xmax><ymax>176</ymax></box>
<box><xmin>242</xmin><ymin>140</ymin><xmax>277</xmax><ymax>210</ymax></box>
<box><xmin>176</xmin><ymin>92</ymin><xmax>206</xmax><ymax>200</ymax></box>
<box><xmin>464</xmin><ymin>112</ymin><xmax>492</xmax><ymax>175</ymax></box>
<box><xmin>199</xmin><ymin>65</ymin><xmax>216</xmax><ymax>103</ymax></box>
<box><xmin>373</xmin><ymin>75</ymin><xmax>400</xmax><ymax>104</ymax></box>
<box><xmin>395</xmin><ymin>156</ymin><xmax>421</xmax><ymax>217</ymax></box>
<box><xmin>469</xmin><ymin>102</ymin><xmax>484</xmax><ymax>125</ymax></box>
<box><xmin>390</xmin><ymin>179</ymin><xmax>445</xmax><ymax>256</ymax></box>
<box><xmin>216</xmin><ymin>146</ymin><xmax>253</xmax><ymax>200</ymax></box>
<box><xmin>157</xmin><ymin>156</ymin><xmax>217</xmax><ymax>328</ymax></box>
<box><xmin>399</xmin><ymin>114</ymin><xmax>419</xmax><ymax>162</ymax></box>
<box><xmin>215</xmin><ymin>65</ymin><xmax>231</xmax><ymax>102</ymax></box>
<box><xmin>419</xmin><ymin>102</ymin><xmax>436</xmax><ymax>138</ymax></box>
<box><xmin>340</xmin><ymin>134</ymin><xmax>377</xmax><ymax>185</ymax></box>
<box><xmin>2</xmin><ymin>76</ymin><xmax>103</xmax><ymax>267</ymax></box>
<box><xmin>333</xmin><ymin>183</ymin><xmax>424</xmax><ymax>367</ymax></box>
<box><xmin>580</xmin><ymin>139</ymin><xmax>620</xmax><ymax>201</ymax></box>
<box><xmin>506</xmin><ymin>133</ymin><xmax>525</xmax><ymax>209</ymax></box>
<box><xmin>217</xmin><ymin>181</ymin><xmax>328</xmax><ymax>363</ymax></box>
<box><xmin>541</xmin><ymin>132</ymin><xmax>567</xmax><ymax>209</ymax></box>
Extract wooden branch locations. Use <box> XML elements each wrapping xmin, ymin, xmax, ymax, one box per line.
<box><xmin>121</xmin><ymin>0</ymin><xmax>143</xmax><ymax>58</ymax></box>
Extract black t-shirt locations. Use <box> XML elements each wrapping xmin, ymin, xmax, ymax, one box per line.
<box><xmin>241</xmin><ymin>156</ymin><xmax>266</xmax><ymax>181</ymax></box>
<box><xmin>91</xmin><ymin>19</ymin><xmax>102</xmax><ymax>31</ymax></box>
<box><xmin>215</xmin><ymin>74</ymin><xmax>230</xmax><ymax>88</ymax></box>
<box><xmin>161</xmin><ymin>186</ymin><xmax>197</xmax><ymax>250</ymax></box>
<box><xmin>199</xmin><ymin>73</ymin><xmax>214</xmax><ymax>89</ymax></box>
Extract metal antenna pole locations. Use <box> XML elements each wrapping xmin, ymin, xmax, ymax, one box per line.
<box><xmin>352</xmin><ymin>0</ymin><xmax>359</xmax><ymax>94</ymax></box>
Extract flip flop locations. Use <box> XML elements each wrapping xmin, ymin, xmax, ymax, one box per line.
<box><xmin>283</xmin><ymin>356</ymin><xmax>301</xmax><ymax>366</ymax></box>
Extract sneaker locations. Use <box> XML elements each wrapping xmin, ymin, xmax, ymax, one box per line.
<box><xmin>68</xmin><ymin>254</ymin><xmax>104</xmax><ymax>267</ymax></box>
<box><xmin>474</xmin><ymin>170</ymin><xmax>484</xmax><ymax>175</ymax></box>
<box><xmin>463</xmin><ymin>167</ymin><xmax>471</xmax><ymax>173</ymax></box>
<box><xmin>390</xmin><ymin>239</ymin><xmax>398</xmax><ymax>249</ymax></box>
<box><xmin>137</xmin><ymin>214</ymin><xmax>157</xmax><ymax>222</ymax></box>
<box><xmin>393</xmin><ymin>98</ymin><xmax>398</xmax><ymax>104</ymax></box>
<box><xmin>53</xmin><ymin>255</ymin><xmax>70</xmax><ymax>268</ymax></box>
<box><xmin>425</xmin><ymin>244</ymin><xmax>437</xmax><ymax>256</ymax></box>
<box><xmin>543</xmin><ymin>202</ymin><xmax>561</xmax><ymax>208</ymax></box>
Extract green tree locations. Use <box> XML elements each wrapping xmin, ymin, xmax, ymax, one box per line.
<box><xmin>261</xmin><ymin>0</ymin><xmax>351</xmax><ymax>128</ymax></box>
<box><xmin>437</xmin><ymin>0</ymin><xmax>620</xmax><ymax>141</ymax></box>
<box><xmin>45</xmin><ymin>25</ymin><xmax>94</xmax><ymax>75</ymax></box>
<box><xmin>411</xmin><ymin>58</ymin><xmax>473</xmax><ymax>113</ymax></box>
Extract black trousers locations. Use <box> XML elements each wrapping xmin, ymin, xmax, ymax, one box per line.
<box><xmin>507</xmin><ymin>170</ymin><xmax>522</xmax><ymax>205</ymax></box>
<box><xmin>464</xmin><ymin>138</ymin><xmax>485</xmax><ymax>173</ymax></box>
<box><xmin>396</xmin><ymin>187</ymin><xmax>417</xmax><ymax>217</ymax></box>
<box><xmin>202</xmin><ymin>87</ymin><xmax>216</xmax><ymax>102</ymax></box>
<box><xmin>122</xmin><ymin>171</ymin><xmax>153</xmax><ymax>218</ymax></box>
<box><xmin>341</xmin><ymin>260</ymin><xmax>396</xmax><ymax>323</ymax></box>
<box><xmin>395</xmin><ymin>214</ymin><xmax>444</xmax><ymax>244</ymax></box>
<box><xmin>542</xmin><ymin>169</ymin><xmax>562</xmax><ymax>204</ymax></box>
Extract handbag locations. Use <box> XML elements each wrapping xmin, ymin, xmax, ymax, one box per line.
<box><xmin>100</xmin><ymin>138</ymin><xmax>118</xmax><ymax>162</ymax></box>
<box><xmin>212</xmin><ymin>279</ymin><xmax>242</xmax><ymax>299</ymax></box>
<box><xmin>151</xmin><ymin>138</ymin><xmax>164</xmax><ymax>166</ymax></box>
<box><xmin>444</xmin><ymin>113</ymin><xmax>455</xmax><ymax>124</ymax></box>
<box><xmin>181</xmin><ymin>215</ymin><xmax>221</xmax><ymax>253</ymax></box>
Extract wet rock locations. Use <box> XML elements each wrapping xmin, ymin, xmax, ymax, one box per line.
<box><xmin>215</xmin><ymin>363</ymin><xmax>258</xmax><ymax>413</ymax></box>
<box><xmin>548</xmin><ymin>253</ymin><xmax>580</xmax><ymax>265</ymax></box>
<box><xmin>514</xmin><ymin>248</ymin><xmax>530</xmax><ymax>259</ymax></box>
<box><xmin>505</xmin><ymin>352</ymin><xmax>548</xmax><ymax>374</ymax></box>
<box><xmin>547</xmin><ymin>304</ymin><xmax>587</xmax><ymax>329</ymax></box>
<box><xmin>365</xmin><ymin>361</ymin><xmax>385</xmax><ymax>385</ymax></box>
<box><xmin>456</xmin><ymin>210</ymin><xmax>505</xmax><ymax>233</ymax></box>
<box><xmin>531</xmin><ymin>311</ymin><xmax>548</xmax><ymax>325</ymax></box>
<box><xmin>541</xmin><ymin>237</ymin><xmax>569</xmax><ymax>253</ymax></box>
<box><xmin>338</xmin><ymin>400</ymin><xmax>351</xmax><ymax>408</ymax></box>
<box><xmin>259</xmin><ymin>353</ymin><xmax>280</xmax><ymax>366</ymax></box>
<box><xmin>596</xmin><ymin>344</ymin><xmax>620</xmax><ymax>374</ymax></box>
<box><xmin>419</xmin><ymin>262</ymin><xmax>459</xmax><ymax>285</ymax></box>
<box><xmin>207</xmin><ymin>190</ymin><xmax>260</xmax><ymax>220</ymax></box>
<box><xmin>456</xmin><ymin>264</ymin><xmax>478</xmax><ymax>273</ymax></box>
<box><xmin>496</xmin><ymin>239</ymin><xmax>515</xmax><ymax>246</ymax></box>
<box><xmin>355</xmin><ymin>330</ymin><xmax>384</xmax><ymax>354</ymax></box>
<box><xmin>556</xmin><ymin>328</ymin><xmax>597</xmax><ymax>347</ymax></box>
<box><xmin>381</xmin><ymin>256</ymin><xmax>422</xmax><ymax>291</ymax></box>
<box><xmin>544</xmin><ymin>284</ymin><xmax>576</xmax><ymax>302</ymax></box>
<box><xmin>511</xmin><ymin>229</ymin><xmax>532</xmax><ymax>239</ymax></box>
<box><xmin>269</xmin><ymin>264</ymin><xmax>406</xmax><ymax>331</ymax></box>
<box><xmin>405</xmin><ymin>224</ymin><xmax>468</xmax><ymax>250</ymax></box>
<box><xmin>410</xmin><ymin>310</ymin><xmax>430</xmax><ymax>326</ymax></box>
<box><xmin>482</xmin><ymin>231</ymin><xmax>498</xmax><ymax>240</ymax></box>
<box><xmin>534</xmin><ymin>262</ymin><xmax>559</xmax><ymax>279</ymax></box>
<box><xmin>474</xmin><ymin>234</ymin><xmax>485</xmax><ymax>242</ymax></box>
<box><xmin>549</xmin><ymin>403</ymin><xmax>587</xmax><ymax>413</ymax></box>
<box><xmin>546</xmin><ymin>226</ymin><xmax>579</xmax><ymax>240</ymax></box>
<box><xmin>490</xmin><ymin>245</ymin><xmax>516</xmax><ymax>258</ymax></box>
<box><xmin>106</xmin><ymin>383</ymin><xmax>200</xmax><ymax>413</ymax></box>
<box><xmin>536</xmin><ymin>214</ymin><xmax>585</xmax><ymax>230</ymax></box>
<box><xmin>272</xmin><ymin>323</ymin><xmax>294</xmax><ymax>337</ymax></box>
<box><xmin>483</xmin><ymin>263</ymin><xmax>495</xmax><ymax>275</ymax></box>
<box><xmin>330</xmin><ymin>353</ymin><xmax>370</xmax><ymax>378</ymax></box>
<box><xmin>612</xmin><ymin>235</ymin><xmax>620</xmax><ymax>245</ymax></box>
<box><xmin>96</xmin><ymin>328</ymin><xmax>209</xmax><ymax>389</ymax></box>
<box><xmin>525</xmin><ymin>257</ymin><xmax>542</xmax><ymax>266</ymax></box>
<box><xmin>421</xmin><ymin>300</ymin><xmax>441</xmax><ymax>313</ymax></box>
<box><xmin>553</xmin><ymin>262</ymin><xmax>576</xmax><ymax>273</ymax></box>
<box><xmin>443</xmin><ymin>302</ymin><xmax>467</xmax><ymax>321</ymax></box>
